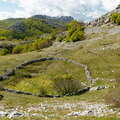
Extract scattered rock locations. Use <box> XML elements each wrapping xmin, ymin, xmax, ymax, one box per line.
<box><xmin>0</xmin><ymin>102</ymin><xmax>117</xmax><ymax>118</ymax></box>
<box><xmin>66</xmin><ymin>103</ymin><xmax>115</xmax><ymax>117</ymax></box>
<box><xmin>7</xmin><ymin>111</ymin><xmax>24</xmax><ymax>119</ymax></box>
<box><xmin>90</xmin><ymin>86</ymin><xmax>108</xmax><ymax>91</ymax></box>
<box><xmin>31</xmin><ymin>113</ymin><xmax>48</xmax><ymax>119</ymax></box>
<box><xmin>88</xmin><ymin>4</ymin><xmax>120</xmax><ymax>26</ymax></box>
<box><xmin>0</xmin><ymin>111</ymin><xmax>8</xmax><ymax>117</ymax></box>
<box><xmin>67</xmin><ymin>110</ymin><xmax>95</xmax><ymax>117</ymax></box>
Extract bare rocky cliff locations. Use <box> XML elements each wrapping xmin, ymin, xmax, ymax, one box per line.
<box><xmin>88</xmin><ymin>4</ymin><xmax>120</xmax><ymax>26</ymax></box>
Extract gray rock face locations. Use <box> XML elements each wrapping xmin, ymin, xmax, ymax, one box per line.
<box><xmin>32</xmin><ymin>15</ymin><xmax>74</xmax><ymax>24</ymax></box>
<box><xmin>88</xmin><ymin>4</ymin><xmax>120</xmax><ymax>26</ymax></box>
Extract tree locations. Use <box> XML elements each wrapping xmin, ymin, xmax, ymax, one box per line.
<box><xmin>65</xmin><ymin>20</ymin><xmax>84</xmax><ymax>42</ymax></box>
<box><xmin>110</xmin><ymin>13</ymin><xmax>120</xmax><ymax>25</ymax></box>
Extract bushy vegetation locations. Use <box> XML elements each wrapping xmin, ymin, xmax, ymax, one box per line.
<box><xmin>53</xmin><ymin>74</ymin><xmax>82</xmax><ymax>96</ymax></box>
<box><xmin>0</xmin><ymin>48</ymin><xmax>9</xmax><ymax>56</ymax></box>
<box><xmin>65</xmin><ymin>20</ymin><xmax>84</xmax><ymax>42</ymax></box>
<box><xmin>12</xmin><ymin>45</ymin><xmax>24</xmax><ymax>54</ymax></box>
<box><xmin>32</xmin><ymin>37</ymin><xmax>53</xmax><ymax>50</ymax></box>
<box><xmin>8</xmin><ymin>18</ymin><xmax>56</xmax><ymax>40</ymax></box>
<box><xmin>0</xmin><ymin>18</ymin><xmax>84</xmax><ymax>43</ymax></box>
<box><xmin>0</xmin><ymin>29</ymin><xmax>11</xmax><ymax>41</ymax></box>
<box><xmin>0</xmin><ymin>17</ymin><xmax>85</xmax><ymax>56</ymax></box>
<box><xmin>12</xmin><ymin>35</ymin><xmax>54</xmax><ymax>54</ymax></box>
<box><xmin>110</xmin><ymin>13</ymin><xmax>120</xmax><ymax>25</ymax></box>
<box><xmin>0</xmin><ymin>17</ymin><xmax>68</xmax><ymax>41</ymax></box>
<box><xmin>56</xmin><ymin>33</ymin><xmax>66</xmax><ymax>42</ymax></box>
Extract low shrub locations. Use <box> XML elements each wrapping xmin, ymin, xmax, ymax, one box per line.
<box><xmin>65</xmin><ymin>20</ymin><xmax>85</xmax><ymax>42</ymax></box>
<box><xmin>56</xmin><ymin>35</ymin><xmax>65</xmax><ymax>42</ymax></box>
<box><xmin>110</xmin><ymin>13</ymin><xmax>120</xmax><ymax>25</ymax></box>
<box><xmin>0</xmin><ymin>36</ymin><xmax>7</xmax><ymax>41</ymax></box>
<box><xmin>12</xmin><ymin>34</ymin><xmax>54</xmax><ymax>54</ymax></box>
<box><xmin>12</xmin><ymin>45</ymin><xmax>24</xmax><ymax>54</ymax></box>
<box><xmin>69</xmin><ymin>30</ymin><xmax>84</xmax><ymax>42</ymax></box>
<box><xmin>53</xmin><ymin>74</ymin><xmax>82</xmax><ymax>96</ymax></box>
<box><xmin>56</xmin><ymin>32</ymin><xmax>66</xmax><ymax>42</ymax></box>
<box><xmin>32</xmin><ymin>38</ymin><xmax>53</xmax><ymax>50</ymax></box>
<box><xmin>0</xmin><ymin>48</ymin><xmax>9</xmax><ymax>56</ymax></box>
<box><xmin>39</xmin><ymin>87</ymin><xmax>48</xmax><ymax>96</ymax></box>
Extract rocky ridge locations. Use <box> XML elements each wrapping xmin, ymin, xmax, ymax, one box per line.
<box><xmin>88</xmin><ymin>4</ymin><xmax>120</xmax><ymax>26</ymax></box>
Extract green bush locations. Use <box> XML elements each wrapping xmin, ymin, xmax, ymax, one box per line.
<box><xmin>12</xmin><ymin>45</ymin><xmax>24</xmax><ymax>54</ymax></box>
<box><xmin>32</xmin><ymin>38</ymin><xmax>53</xmax><ymax>50</ymax></box>
<box><xmin>65</xmin><ymin>20</ymin><xmax>84</xmax><ymax>42</ymax></box>
<box><xmin>53</xmin><ymin>74</ymin><xmax>82</xmax><ymax>96</ymax></box>
<box><xmin>39</xmin><ymin>87</ymin><xmax>48</xmax><ymax>96</ymax></box>
<box><xmin>22</xmin><ymin>44</ymin><xmax>35</xmax><ymax>52</ymax></box>
<box><xmin>12</xmin><ymin>36</ymin><xmax>53</xmax><ymax>54</ymax></box>
<box><xmin>110</xmin><ymin>13</ymin><xmax>120</xmax><ymax>25</ymax></box>
<box><xmin>0</xmin><ymin>48</ymin><xmax>9</xmax><ymax>56</ymax></box>
<box><xmin>69</xmin><ymin>30</ymin><xmax>84</xmax><ymax>42</ymax></box>
<box><xmin>0</xmin><ymin>36</ymin><xmax>7</xmax><ymax>41</ymax></box>
<box><xmin>56</xmin><ymin>33</ymin><xmax>66</xmax><ymax>42</ymax></box>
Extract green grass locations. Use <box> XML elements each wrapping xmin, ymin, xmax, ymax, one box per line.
<box><xmin>0</xmin><ymin>24</ymin><xmax>120</xmax><ymax>119</ymax></box>
<box><xmin>0</xmin><ymin>26</ymin><xmax>120</xmax><ymax>91</ymax></box>
<box><xmin>1</xmin><ymin>60</ymin><xmax>87</xmax><ymax>95</ymax></box>
<box><xmin>0</xmin><ymin>89</ymin><xmax>117</xmax><ymax>120</ymax></box>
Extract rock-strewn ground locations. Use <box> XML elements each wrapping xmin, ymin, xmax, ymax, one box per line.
<box><xmin>0</xmin><ymin>101</ymin><xmax>119</xmax><ymax>119</ymax></box>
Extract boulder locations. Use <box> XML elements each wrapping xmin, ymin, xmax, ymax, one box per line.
<box><xmin>90</xmin><ymin>86</ymin><xmax>107</xmax><ymax>91</ymax></box>
<box><xmin>0</xmin><ymin>111</ymin><xmax>8</xmax><ymax>117</ymax></box>
<box><xmin>7</xmin><ymin>111</ymin><xmax>24</xmax><ymax>118</ymax></box>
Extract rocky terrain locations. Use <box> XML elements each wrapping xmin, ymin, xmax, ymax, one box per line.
<box><xmin>88</xmin><ymin>4</ymin><xmax>120</xmax><ymax>26</ymax></box>
<box><xmin>0</xmin><ymin>101</ymin><xmax>119</xmax><ymax>119</ymax></box>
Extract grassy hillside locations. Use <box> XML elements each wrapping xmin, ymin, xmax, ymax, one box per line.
<box><xmin>0</xmin><ymin>19</ymin><xmax>84</xmax><ymax>56</ymax></box>
<box><xmin>0</xmin><ymin>24</ymin><xmax>120</xmax><ymax>92</ymax></box>
<box><xmin>0</xmin><ymin>23</ymin><xmax>119</xmax><ymax>119</ymax></box>
<box><xmin>0</xmin><ymin>8</ymin><xmax>120</xmax><ymax>119</ymax></box>
<box><xmin>0</xmin><ymin>16</ymin><xmax>74</xmax><ymax>41</ymax></box>
<box><xmin>0</xmin><ymin>18</ymin><xmax>24</xmax><ymax>29</ymax></box>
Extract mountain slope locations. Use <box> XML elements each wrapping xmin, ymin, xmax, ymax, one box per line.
<box><xmin>0</xmin><ymin>15</ymin><xmax>74</xmax><ymax>41</ymax></box>
<box><xmin>0</xmin><ymin>5</ymin><xmax>120</xmax><ymax>120</ymax></box>
<box><xmin>88</xmin><ymin>4</ymin><xmax>120</xmax><ymax>26</ymax></box>
<box><xmin>0</xmin><ymin>20</ymin><xmax>119</xmax><ymax>119</ymax></box>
